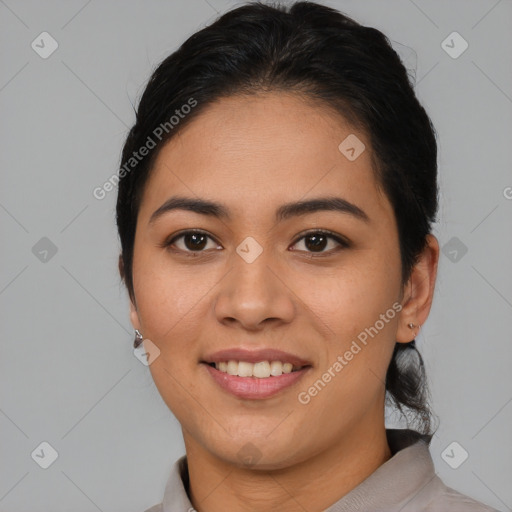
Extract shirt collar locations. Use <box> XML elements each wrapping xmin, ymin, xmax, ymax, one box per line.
<box><xmin>162</xmin><ymin>429</ymin><xmax>435</xmax><ymax>512</ymax></box>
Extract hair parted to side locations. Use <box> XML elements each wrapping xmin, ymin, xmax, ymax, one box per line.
<box><xmin>116</xmin><ymin>1</ymin><xmax>439</xmax><ymax>436</ymax></box>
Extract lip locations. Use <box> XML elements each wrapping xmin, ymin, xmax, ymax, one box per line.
<box><xmin>202</xmin><ymin>348</ymin><xmax>311</xmax><ymax>368</ymax></box>
<box><xmin>202</xmin><ymin>363</ymin><xmax>311</xmax><ymax>400</ymax></box>
<box><xmin>201</xmin><ymin>348</ymin><xmax>312</xmax><ymax>400</ymax></box>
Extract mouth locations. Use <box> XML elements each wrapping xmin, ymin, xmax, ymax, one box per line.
<box><xmin>200</xmin><ymin>348</ymin><xmax>312</xmax><ymax>400</ymax></box>
<box><xmin>204</xmin><ymin>360</ymin><xmax>306</xmax><ymax>377</ymax></box>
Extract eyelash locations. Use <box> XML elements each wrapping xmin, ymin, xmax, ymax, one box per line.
<box><xmin>162</xmin><ymin>229</ymin><xmax>350</xmax><ymax>257</ymax></box>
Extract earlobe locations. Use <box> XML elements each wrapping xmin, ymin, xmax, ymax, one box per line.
<box><xmin>120</xmin><ymin>253</ymin><xmax>141</xmax><ymax>331</ymax></box>
<box><xmin>129</xmin><ymin>297</ymin><xmax>141</xmax><ymax>332</ymax></box>
<box><xmin>396</xmin><ymin>234</ymin><xmax>439</xmax><ymax>344</ymax></box>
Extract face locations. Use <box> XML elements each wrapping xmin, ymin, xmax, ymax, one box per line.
<box><xmin>129</xmin><ymin>92</ymin><xmax>415</xmax><ymax>469</ymax></box>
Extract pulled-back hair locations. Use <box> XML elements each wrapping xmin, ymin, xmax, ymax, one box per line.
<box><xmin>116</xmin><ymin>1</ymin><xmax>439</xmax><ymax>435</ymax></box>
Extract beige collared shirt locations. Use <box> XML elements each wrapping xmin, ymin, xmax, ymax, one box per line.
<box><xmin>144</xmin><ymin>429</ymin><xmax>500</xmax><ymax>512</ymax></box>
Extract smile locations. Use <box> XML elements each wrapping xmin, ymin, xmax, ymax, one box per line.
<box><xmin>201</xmin><ymin>347</ymin><xmax>312</xmax><ymax>399</ymax></box>
<box><xmin>210</xmin><ymin>360</ymin><xmax>303</xmax><ymax>378</ymax></box>
<box><xmin>202</xmin><ymin>361</ymin><xmax>311</xmax><ymax>400</ymax></box>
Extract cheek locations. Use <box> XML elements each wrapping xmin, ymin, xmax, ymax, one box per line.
<box><xmin>297</xmin><ymin>255</ymin><xmax>398</xmax><ymax>334</ymax></box>
<box><xmin>300</xmin><ymin>256</ymin><xmax>400</xmax><ymax>394</ymax></box>
<box><xmin>299</xmin><ymin>319</ymin><xmax>397</xmax><ymax>429</ymax></box>
<box><xmin>132</xmin><ymin>250</ymin><xmax>215</xmax><ymax>342</ymax></box>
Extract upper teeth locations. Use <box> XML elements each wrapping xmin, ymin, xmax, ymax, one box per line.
<box><xmin>214</xmin><ymin>360</ymin><xmax>300</xmax><ymax>378</ymax></box>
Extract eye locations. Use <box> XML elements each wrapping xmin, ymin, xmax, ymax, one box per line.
<box><xmin>290</xmin><ymin>230</ymin><xmax>349</xmax><ymax>255</ymax></box>
<box><xmin>162</xmin><ymin>229</ymin><xmax>349</xmax><ymax>256</ymax></box>
<box><xmin>163</xmin><ymin>230</ymin><xmax>221</xmax><ymax>254</ymax></box>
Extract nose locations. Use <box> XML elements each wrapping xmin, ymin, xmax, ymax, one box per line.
<box><xmin>213</xmin><ymin>249</ymin><xmax>296</xmax><ymax>331</ymax></box>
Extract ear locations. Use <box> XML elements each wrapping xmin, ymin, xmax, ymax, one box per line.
<box><xmin>129</xmin><ymin>295</ymin><xmax>141</xmax><ymax>332</ymax></box>
<box><xmin>119</xmin><ymin>254</ymin><xmax>142</xmax><ymax>332</ymax></box>
<box><xmin>396</xmin><ymin>234</ymin><xmax>439</xmax><ymax>343</ymax></box>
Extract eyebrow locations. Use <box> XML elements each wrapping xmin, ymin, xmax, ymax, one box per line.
<box><xmin>149</xmin><ymin>195</ymin><xmax>370</xmax><ymax>225</ymax></box>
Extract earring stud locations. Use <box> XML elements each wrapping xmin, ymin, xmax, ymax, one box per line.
<box><xmin>134</xmin><ymin>329</ymin><xmax>143</xmax><ymax>349</ymax></box>
<box><xmin>407</xmin><ymin>322</ymin><xmax>420</xmax><ymax>340</ymax></box>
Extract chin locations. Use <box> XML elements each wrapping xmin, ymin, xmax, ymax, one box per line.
<box><xmin>205</xmin><ymin>432</ymin><xmax>308</xmax><ymax>471</ymax></box>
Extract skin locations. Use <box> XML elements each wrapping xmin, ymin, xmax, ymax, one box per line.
<box><xmin>123</xmin><ymin>92</ymin><xmax>439</xmax><ymax>512</ymax></box>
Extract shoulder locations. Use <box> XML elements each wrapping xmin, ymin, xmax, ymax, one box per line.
<box><xmin>424</xmin><ymin>483</ymin><xmax>501</xmax><ymax>512</ymax></box>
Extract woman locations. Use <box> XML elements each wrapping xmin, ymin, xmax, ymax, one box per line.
<box><xmin>116</xmin><ymin>2</ymin><xmax>500</xmax><ymax>511</ymax></box>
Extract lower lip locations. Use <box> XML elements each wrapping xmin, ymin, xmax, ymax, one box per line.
<box><xmin>202</xmin><ymin>363</ymin><xmax>310</xmax><ymax>400</ymax></box>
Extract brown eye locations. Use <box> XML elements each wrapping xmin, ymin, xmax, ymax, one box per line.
<box><xmin>182</xmin><ymin>232</ymin><xmax>208</xmax><ymax>251</ymax></box>
<box><xmin>291</xmin><ymin>230</ymin><xmax>349</xmax><ymax>254</ymax></box>
<box><xmin>304</xmin><ymin>233</ymin><xmax>328</xmax><ymax>252</ymax></box>
<box><xmin>165</xmin><ymin>230</ymin><xmax>221</xmax><ymax>253</ymax></box>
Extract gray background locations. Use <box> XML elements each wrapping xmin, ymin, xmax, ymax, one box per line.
<box><xmin>1</xmin><ymin>0</ymin><xmax>511</xmax><ymax>510</ymax></box>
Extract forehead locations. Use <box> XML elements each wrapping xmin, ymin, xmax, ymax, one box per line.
<box><xmin>138</xmin><ymin>92</ymin><xmax>391</xmax><ymax>224</ymax></box>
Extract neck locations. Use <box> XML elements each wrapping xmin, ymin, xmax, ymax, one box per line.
<box><xmin>183</xmin><ymin>417</ymin><xmax>392</xmax><ymax>512</ymax></box>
